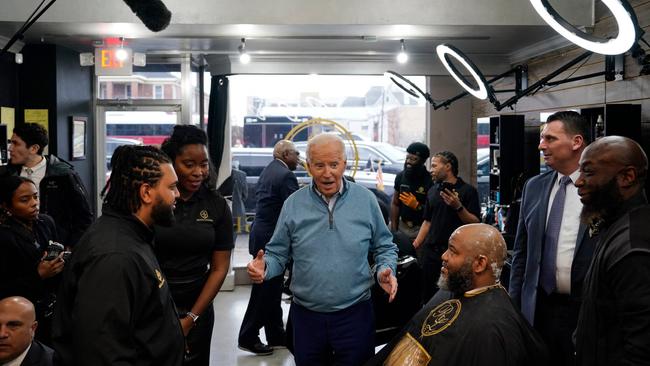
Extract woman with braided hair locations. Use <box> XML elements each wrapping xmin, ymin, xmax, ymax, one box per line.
<box><xmin>155</xmin><ymin>125</ymin><xmax>234</xmax><ymax>365</ymax></box>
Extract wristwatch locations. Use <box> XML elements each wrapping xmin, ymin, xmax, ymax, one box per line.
<box><xmin>455</xmin><ymin>205</ymin><xmax>464</xmax><ymax>212</ymax></box>
<box><xmin>186</xmin><ymin>311</ymin><xmax>199</xmax><ymax>323</ymax></box>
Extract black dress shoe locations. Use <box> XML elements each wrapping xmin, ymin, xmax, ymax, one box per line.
<box><xmin>238</xmin><ymin>342</ymin><xmax>274</xmax><ymax>356</ymax></box>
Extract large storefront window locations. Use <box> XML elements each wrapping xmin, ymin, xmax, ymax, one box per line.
<box><xmin>97</xmin><ymin>64</ymin><xmax>182</xmax><ymax>101</ymax></box>
<box><xmin>228</xmin><ymin>74</ymin><xmax>427</xmax><ymax>149</ymax></box>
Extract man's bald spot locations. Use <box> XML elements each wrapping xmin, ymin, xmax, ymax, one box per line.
<box><xmin>0</xmin><ymin>297</ymin><xmax>36</xmax><ymax>322</ymax></box>
<box><xmin>584</xmin><ymin>136</ymin><xmax>648</xmax><ymax>181</ymax></box>
<box><xmin>452</xmin><ymin>223</ymin><xmax>507</xmax><ymax>270</ymax></box>
<box><xmin>273</xmin><ymin>140</ymin><xmax>296</xmax><ymax>159</ymax></box>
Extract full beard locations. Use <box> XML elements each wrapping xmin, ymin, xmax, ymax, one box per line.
<box><xmin>437</xmin><ymin>259</ymin><xmax>474</xmax><ymax>297</ymax></box>
<box><xmin>404</xmin><ymin>162</ymin><xmax>426</xmax><ymax>179</ymax></box>
<box><xmin>580</xmin><ymin>177</ymin><xmax>623</xmax><ymax>226</ymax></box>
<box><xmin>151</xmin><ymin>197</ymin><xmax>175</xmax><ymax>227</ymax></box>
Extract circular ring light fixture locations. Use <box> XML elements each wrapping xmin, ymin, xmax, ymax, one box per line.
<box><xmin>529</xmin><ymin>0</ymin><xmax>638</xmax><ymax>55</ymax></box>
<box><xmin>383</xmin><ymin>71</ymin><xmax>426</xmax><ymax>100</ymax></box>
<box><xmin>436</xmin><ymin>44</ymin><xmax>489</xmax><ymax>100</ymax></box>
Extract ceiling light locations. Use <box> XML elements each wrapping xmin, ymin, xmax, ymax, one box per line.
<box><xmin>115</xmin><ymin>37</ymin><xmax>128</xmax><ymax>61</ymax></box>
<box><xmin>115</xmin><ymin>48</ymin><xmax>129</xmax><ymax>61</ymax></box>
<box><xmin>529</xmin><ymin>0</ymin><xmax>638</xmax><ymax>55</ymax></box>
<box><xmin>238</xmin><ymin>38</ymin><xmax>250</xmax><ymax>64</ymax></box>
<box><xmin>396</xmin><ymin>39</ymin><xmax>408</xmax><ymax>64</ymax></box>
<box><xmin>436</xmin><ymin>44</ymin><xmax>489</xmax><ymax>100</ymax></box>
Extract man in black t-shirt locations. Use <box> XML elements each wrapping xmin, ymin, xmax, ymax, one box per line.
<box><xmin>390</xmin><ymin>142</ymin><xmax>432</xmax><ymax>242</ymax></box>
<box><xmin>413</xmin><ymin>151</ymin><xmax>480</xmax><ymax>303</ymax></box>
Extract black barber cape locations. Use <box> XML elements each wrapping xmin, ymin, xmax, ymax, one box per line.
<box><xmin>366</xmin><ymin>285</ymin><xmax>548</xmax><ymax>366</ymax></box>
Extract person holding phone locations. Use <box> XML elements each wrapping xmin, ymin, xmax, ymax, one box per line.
<box><xmin>412</xmin><ymin>151</ymin><xmax>480</xmax><ymax>303</ymax></box>
<box><xmin>0</xmin><ymin>175</ymin><xmax>64</xmax><ymax>345</ymax></box>
<box><xmin>390</xmin><ymin>142</ymin><xmax>432</xmax><ymax>243</ymax></box>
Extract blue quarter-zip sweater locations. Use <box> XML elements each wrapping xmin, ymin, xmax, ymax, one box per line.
<box><xmin>264</xmin><ymin>180</ymin><xmax>398</xmax><ymax>312</ymax></box>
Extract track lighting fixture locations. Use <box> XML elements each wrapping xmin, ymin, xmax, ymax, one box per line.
<box><xmin>396</xmin><ymin>39</ymin><xmax>408</xmax><ymax>64</ymax></box>
<box><xmin>115</xmin><ymin>37</ymin><xmax>128</xmax><ymax>61</ymax></box>
<box><xmin>238</xmin><ymin>38</ymin><xmax>250</xmax><ymax>64</ymax></box>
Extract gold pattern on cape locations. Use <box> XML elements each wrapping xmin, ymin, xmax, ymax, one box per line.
<box><xmin>420</xmin><ymin>299</ymin><xmax>461</xmax><ymax>337</ymax></box>
<box><xmin>384</xmin><ymin>332</ymin><xmax>432</xmax><ymax>366</ymax></box>
<box><xmin>464</xmin><ymin>283</ymin><xmax>503</xmax><ymax>298</ymax></box>
<box><xmin>155</xmin><ymin>269</ymin><xmax>166</xmax><ymax>288</ymax></box>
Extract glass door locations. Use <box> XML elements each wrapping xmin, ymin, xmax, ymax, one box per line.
<box><xmin>95</xmin><ymin>105</ymin><xmax>180</xmax><ymax>214</ymax></box>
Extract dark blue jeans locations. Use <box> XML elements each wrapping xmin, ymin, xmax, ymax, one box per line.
<box><xmin>290</xmin><ymin>299</ymin><xmax>375</xmax><ymax>366</ymax></box>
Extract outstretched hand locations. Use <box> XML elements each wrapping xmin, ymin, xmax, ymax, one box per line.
<box><xmin>378</xmin><ymin>268</ymin><xmax>398</xmax><ymax>302</ymax></box>
<box><xmin>247</xmin><ymin>250</ymin><xmax>265</xmax><ymax>284</ymax></box>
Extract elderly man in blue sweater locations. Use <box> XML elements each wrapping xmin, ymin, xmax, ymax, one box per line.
<box><xmin>248</xmin><ymin>133</ymin><xmax>398</xmax><ymax>366</ymax></box>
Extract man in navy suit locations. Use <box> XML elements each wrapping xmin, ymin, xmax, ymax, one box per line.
<box><xmin>0</xmin><ymin>297</ymin><xmax>54</xmax><ymax>366</ymax></box>
<box><xmin>509</xmin><ymin>111</ymin><xmax>595</xmax><ymax>366</ymax></box>
<box><xmin>238</xmin><ymin>140</ymin><xmax>300</xmax><ymax>355</ymax></box>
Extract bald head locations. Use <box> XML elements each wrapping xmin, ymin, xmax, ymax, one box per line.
<box><xmin>0</xmin><ymin>297</ymin><xmax>35</xmax><ymax>322</ymax></box>
<box><xmin>273</xmin><ymin>140</ymin><xmax>299</xmax><ymax>171</ymax></box>
<box><xmin>576</xmin><ymin>136</ymin><xmax>648</xmax><ymax>223</ymax></box>
<box><xmin>583</xmin><ymin>136</ymin><xmax>648</xmax><ymax>186</ymax></box>
<box><xmin>0</xmin><ymin>297</ymin><xmax>37</xmax><ymax>363</ymax></box>
<box><xmin>451</xmin><ymin>223</ymin><xmax>508</xmax><ymax>279</ymax></box>
<box><xmin>273</xmin><ymin>140</ymin><xmax>296</xmax><ymax>159</ymax></box>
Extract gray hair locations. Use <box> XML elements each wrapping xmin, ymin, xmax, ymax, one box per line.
<box><xmin>273</xmin><ymin>140</ymin><xmax>297</xmax><ymax>159</ymax></box>
<box><xmin>306</xmin><ymin>134</ymin><xmax>346</xmax><ymax>162</ymax></box>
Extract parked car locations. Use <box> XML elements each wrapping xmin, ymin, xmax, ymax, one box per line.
<box><xmin>105</xmin><ymin>137</ymin><xmax>143</xmax><ymax>174</ymax></box>
<box><xmin>232</xmin><ymin>147</ymin><xmax>395</xmax><ymax>214</ymax></box>
<box><xmin>293</xmin><ymin>140</ymin><xmax>406</xmax><ymax>174</ymax></box>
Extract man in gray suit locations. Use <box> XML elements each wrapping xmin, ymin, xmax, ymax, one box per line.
<box><xmin>509</xmin><ymin>111</ymin><xmax>595</xmax><ymax>366</ymax></box>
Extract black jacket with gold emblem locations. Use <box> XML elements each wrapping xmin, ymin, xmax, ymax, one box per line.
<box><xmin>366</xmin><ymin>286</ymin><xmax>548</xmax><ymax>366</ymax></box>
<box><xmin>52</xmin><ymin>207</ymin><xmax>184</xmax><ymax>366</ymax></box>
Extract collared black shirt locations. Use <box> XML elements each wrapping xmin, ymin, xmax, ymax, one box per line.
<box><xmin>154</xmin><ymin>186</ymin><xmax>234</xmax><ymax>302</ymax></box>
<box><xmin>52</xmin><ymin>207</ymin><xmax>184</xmax><ymax>366</ymax></box>
<box><xmin>422</xmin><ymin>178</ymin><xmax>480</xmax><ymax>249</ymax></box>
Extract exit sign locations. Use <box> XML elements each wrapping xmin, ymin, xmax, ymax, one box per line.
<box><xmin>94</xmin><ymin>48</ymin><xmax>133</xmax><ymax>76</ymax></box>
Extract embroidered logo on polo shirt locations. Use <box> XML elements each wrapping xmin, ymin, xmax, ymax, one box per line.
<box><xmin>196</xmin><ymin>209</ymin><xmax>213</xmax><ymax>223</ymax></box>
<box><xmin>417</xmin><ymin>186</ymin><xmax>426</xmax><ymax>194</ymax></box>
<box><xmin>421</xmin><ymin>299</ymin><xmax>461</xmax><ymax>337</ymax></box>
<box><xmin>155</xmin><ymin>269</ymin><xmax>165</xmax><ymax>288</ymax></box>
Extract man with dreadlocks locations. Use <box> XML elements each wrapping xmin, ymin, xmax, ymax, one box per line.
<box><xmin>52</xmin><ymin>145</ymin><xmax>184</xmax><ymax>366</ymax></box>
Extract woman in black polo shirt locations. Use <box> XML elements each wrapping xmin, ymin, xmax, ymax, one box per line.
<box><xmin>156</xmin><ymin>125</ymin><xmax>234</xmax><ymax>366</ymax></box>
